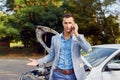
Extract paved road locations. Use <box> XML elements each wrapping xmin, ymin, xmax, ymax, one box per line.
<box><xmin>0</xmin><ymin>58</ymin><xmax>35</xmax><ymax>80</ymax></box>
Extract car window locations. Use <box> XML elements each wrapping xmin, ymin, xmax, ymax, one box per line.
<box><xmin>84</xmin><ymin>47</ymin><xmax>117</xmax><ymax>67</ymax></box>
<box><xmin>110</xmin><ymin>53</ymin><xmax>120</xmax><ymax>63</ymax></box>
<box><xmin>103</xmin><ymin>52</ymin><xmax>120</xmax><ymax>71</ymax></box>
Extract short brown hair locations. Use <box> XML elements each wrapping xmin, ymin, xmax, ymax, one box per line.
<box><xmin>62</xmin><ymin>13</ymin><xmax>74</xmax><ymax>21</ymax></box>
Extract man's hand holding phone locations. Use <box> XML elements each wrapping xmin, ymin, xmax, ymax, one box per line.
<box><xmin>72</xmin><ymin>23</ymin><xmax>79</xmax><ymax>37</ymax></box>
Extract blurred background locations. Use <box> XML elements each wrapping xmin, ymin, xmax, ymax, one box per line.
<box><xmin>0</xmin><ymin>0</ymin><xmax>120</xmax><ymax>56</ymax></box>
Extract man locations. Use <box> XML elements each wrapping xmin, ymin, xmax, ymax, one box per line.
<box><xmin>27</xmin><ymin>13</ymin><xmax>92</xmax><ymax>80</ymax></box>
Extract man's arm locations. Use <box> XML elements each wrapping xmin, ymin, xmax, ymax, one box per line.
<box><xmin>27</xmin><ymin>36</ymin><xmax>55</xmax><ymax>66</ymax></box>
<box><xmin>77</xmin><ymin>34</ymin><xmax>92</xmax><ymax>52</ymax></box>
<box><xmin>72</xmin><ymin>23</ymin><xmax>92</xmax><ymax>52</ymax></box>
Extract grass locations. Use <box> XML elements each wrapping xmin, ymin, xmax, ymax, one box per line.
<box><xmin>0</xmin><ymin>41</ymin><xmax>45</xmax><ymax>58</ymax></box>
<box><xmin>10</xmin><ymin>41</ymin><xmax>24</xmax><ymax>48</ymax></box>
<box><xmin>0</xmin><ymin>41</ymin><xmax>32</xmax><ymax>57</ymax></box>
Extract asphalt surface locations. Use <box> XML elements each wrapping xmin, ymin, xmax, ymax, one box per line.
<box><xmin>0</xmin><ymin>58</ymin><xmax>35</xmax><ymax>80</ymax></box>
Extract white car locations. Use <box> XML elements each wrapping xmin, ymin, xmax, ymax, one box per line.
<box><xmin>82</xmin><ymin>44</ymin><xmax>120</xmax><ymax>80</ymax></box>
<box><xmin>36</xmin><ymin>25</ymin><xmax>120</xmax><ymax>80</ymax></box>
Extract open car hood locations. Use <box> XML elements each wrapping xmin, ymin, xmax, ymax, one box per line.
<box><xmin>36</xmin><ymin>25</ymin><xmax>59</xmax><ymax>53</ymax></box>
<box><xmin>36</xmin><ymin>25</ymin><xmax>92</xmax><ymax>68</ymax></box>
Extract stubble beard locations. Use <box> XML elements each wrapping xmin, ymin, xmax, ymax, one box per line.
<box><xmin>64</xmin><ymin>29</ymin><xmax>72</xmax><ymax>35</ymax></box>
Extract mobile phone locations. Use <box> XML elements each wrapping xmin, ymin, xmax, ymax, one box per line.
<box><xmin>72</xmin><ymin>26</ymin><xmax>75</xmax><ymax>31</ymax></box>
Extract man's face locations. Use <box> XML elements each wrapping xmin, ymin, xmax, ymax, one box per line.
<box><xmin>62</xmin><ymin>17</ymin><xmax>74</xmax><ymax>33</ymax></box>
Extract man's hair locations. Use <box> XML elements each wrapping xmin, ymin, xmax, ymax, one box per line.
<box><xmin>62</xmin><ymin>13</ymin><xmax>74</xmax><ymax>21</ymax></box>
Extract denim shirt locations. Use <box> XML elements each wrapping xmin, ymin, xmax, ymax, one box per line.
<box><xmin>57</xmin><ymin>34</ymin><xmax>73</xmax><ymax>70</ymax></box>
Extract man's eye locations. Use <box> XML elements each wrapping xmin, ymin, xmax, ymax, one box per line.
<box><xmin>64</xmin><ymin>22</ymin><xmax>67</xmax><ymax>24</ymax></box>
<box><xmin>64</xmin><ymin>22</ymin><xmax>72</xmax><ymax>24</ymax></box>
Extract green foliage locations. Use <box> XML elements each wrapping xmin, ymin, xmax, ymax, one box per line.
<box><xmin>0</xmin><ymin>22</ymin><xmax>19</xmax><ymax>41</ymax></box>
<box><xmin>2</xmin><ymin>0</ymin><xmax>64</xmax><ymax>48</ymax></box>
<box><xmin>61</xmin><ymin>0</ymin><xmax>119</xmax><ymax>44</ymax></box>
<box><xmin>0</xmin><ymin>0</ymin><xmax>119</xmax><ymax>50</ymax></box>
<box><xmin>39</xmin><ymin>4</ymin><xmax>64</xmax><ymax>32</ymax></box>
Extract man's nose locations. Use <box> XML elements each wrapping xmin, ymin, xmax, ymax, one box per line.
<box><xmin>66</xmin><ymin>23</ymin><xmax>71</xmax><ymax>27</ymax></box>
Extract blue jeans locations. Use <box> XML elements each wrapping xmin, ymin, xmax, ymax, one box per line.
<box><xmin>52</xmin><ymin>70</ymin><xmax>77</xmax><ymax>80</ymax></box>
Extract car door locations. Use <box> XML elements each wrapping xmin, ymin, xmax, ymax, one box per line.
<box><xmin>102</xmin><ymin>52</ymin><xmax>120</xmax><ymax>80</ymax></box>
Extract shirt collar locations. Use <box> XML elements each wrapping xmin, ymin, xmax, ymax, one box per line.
<box><xmin>60</xmin><ymin>32</ymin><xmax>72</xmax><ymax>39</ymax></box>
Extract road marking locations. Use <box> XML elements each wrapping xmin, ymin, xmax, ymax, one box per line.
<box><xmin>0</xmin><ymin>73</ymin><xmax>18</xmax><ymax>76</ymax></box>
<box><xmin>0</xmin><ymin>71</ymin><xmax>18</xmax><ymax>76</ymax></box>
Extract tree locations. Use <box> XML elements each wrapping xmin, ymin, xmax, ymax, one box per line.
<box><xmin>61</xmin><ymin>0</ymin><xmax>119</xmax><ymax>44</ymax></box>
<box><xmin>3</xmin><ymin>0</ymin><xmax>64</xmax><ymax>48</ymax></box>
<box><xmin>0</xmin><ymin>17</ymin><xmax>19</xmax><ymax>42</ymax></box>
<box><xmin>39</xmin><ymin>4</ymin><xmax>64</xmax><ymax>32</ymax></box>
<box><xmin>2</xmin><ymin>0</ymin><xmax>120</xmax><ymax>49</ymax></box>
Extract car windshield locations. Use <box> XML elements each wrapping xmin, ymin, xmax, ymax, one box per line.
<box><xmin>84</xmin><ymin>47</ymin><xmax>117</xmax><ymax>67</ymax></box>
